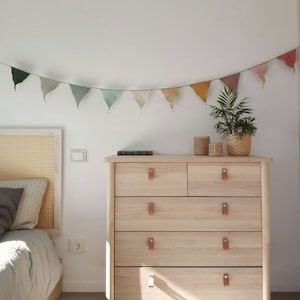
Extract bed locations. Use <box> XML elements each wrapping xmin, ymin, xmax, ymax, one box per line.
<box><xmin>0</xmin><ymin>128</ymin><xmax>63</xmax><ymax>300</ymax></box>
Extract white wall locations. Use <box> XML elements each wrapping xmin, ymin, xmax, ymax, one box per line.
<box><xmin>0</xmin><ymin>0</ymin><xmax>299</xmax><ymax>292</ymax></box>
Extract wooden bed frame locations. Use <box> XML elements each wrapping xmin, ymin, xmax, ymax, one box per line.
<box><xmin>0</xmin><ymin>128</ymin><xmax>63</xmax><ymax>299</ymax></box>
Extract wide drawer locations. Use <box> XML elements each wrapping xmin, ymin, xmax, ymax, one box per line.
<box><xmin>188</xmin><ymin>162</ymin><xmax>261</xmax><ymax>196</ymax></box>
<box><xmin>115</xmin><ymin>267</ymin><xmax>263</xmax><ymax>300</ymax></box>
<box><xmin>115</xmin><ymin>162</ymin><xmax>187</xmax><ymax>196</ymax></box>
<box><xmin>115</xmin><ymin>231</ymin><xmax>262</xmax><ymax>267</ymax></box>
<box><xmin>115</xmin><ymin>196</ymin><xmax>262</xmax><ymax>231</ymax></box>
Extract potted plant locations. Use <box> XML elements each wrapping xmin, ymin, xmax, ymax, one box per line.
<box><xmin>209</xmin><ymin>86</ymin><xmax>257</xmax><ymax>156</ymax></box>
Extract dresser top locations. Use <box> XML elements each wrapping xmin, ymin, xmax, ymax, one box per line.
<box><xmin>105</xmin><ymin>154</ymin><xmax>272</xmax><ymax>163</ymax></box>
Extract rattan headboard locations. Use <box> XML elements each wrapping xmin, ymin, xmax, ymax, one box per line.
<box><xmin>0</xmin><ymin>128</ymin><xmax>62</xmax><ymax>235</ymax></box>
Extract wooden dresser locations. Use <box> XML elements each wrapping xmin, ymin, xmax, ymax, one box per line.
<box><xmin>105</xmin><ymin>155</ymin><xmax>271</xmax><ymax>300</ymax></box>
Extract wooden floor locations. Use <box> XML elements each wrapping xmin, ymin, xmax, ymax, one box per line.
<box><xmin>59</xmin><ymin>293</ymin><xmax>105</xmax><ymax>300</ymax></box>
<box><xmin>271</xmin><ymin>292</ymin><xmax>300</xmax><ymax>300</ymax></box>
<box><xmin>59</xmin><ymin>292</ymin><xmax>300</xmax><ymax>299</ymax></box>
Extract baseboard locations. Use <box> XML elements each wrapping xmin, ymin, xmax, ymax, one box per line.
<box><xmin>62</xmin><ymin>280</ymin><xmax>105</xmax><ymax>292</ymax></box>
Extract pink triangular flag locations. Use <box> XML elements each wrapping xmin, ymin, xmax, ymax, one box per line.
<box><xmin>161</xmin><ymin>87</ymin><xmax>180</xmax><ymax>110</ymax></box>
<box><xmin>220</xmin><ymin>73</ymin><xmax>240</xmax><ymax>94</ymax></box>
<box><xmin>278</xmin><ymin>49</ymin><xmax>297</xmax><ymax>71</ymax></box>
<box><xmin>250</xmin><ymin>63</ymin><xmax>268</xmax><ymax>85</ymax></box>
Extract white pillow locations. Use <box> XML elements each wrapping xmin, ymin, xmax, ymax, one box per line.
<box><xmin>0</xmin><ymin>178</ymin><xmax>48</xmax><ymax>229</ymax></box>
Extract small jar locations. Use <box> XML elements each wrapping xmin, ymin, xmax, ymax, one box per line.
<box><xmin>208</xmin><ymin>143</ymin><xmax>223</xmax><ymax>156</ymax></box>
<box><xmin>194</xmin><ymin>136</ymin><xmax>210</xmax><ymax>155</ymax></box>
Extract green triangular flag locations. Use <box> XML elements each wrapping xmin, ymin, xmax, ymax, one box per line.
<box><xmin>70</xmin><ymin>84</ymin><xmax>91</xmax><ymax>108</ymax></box>
<box><xmin>101</xmin><ymin>89</ymin><xmax>121</xmax><ymax>109</ymax></box>
<box><xmin>11</xmin><ymin>67</ymin><xmax>30</xmax><ymax>89</ymax></box>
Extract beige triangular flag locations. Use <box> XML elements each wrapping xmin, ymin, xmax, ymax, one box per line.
<box><xmin>131</xmin><ymin>90</ymin><xmax>152</xmax><ymax>109</ymax></box>
<box><xmin>161</xmin><ymin>87</ymin><xmax>180</xmax><ymax>109</ymax></box>
<box><xmin>40</xmin><ymin>77</ymin><xmax>60</xmax><ymax>100</ymax></box>
<box><xmin>190</xmin><ymin>81</ymin><xmax>211</xmax><ymax>102</ymax></box>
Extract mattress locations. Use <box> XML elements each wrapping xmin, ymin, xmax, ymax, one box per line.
<box><xmin>0</xmin><ymin>229</ymin><xmax>63</xmax><ymax>300</ymax></box>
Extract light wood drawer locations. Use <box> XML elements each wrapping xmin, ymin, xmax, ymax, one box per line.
<box><xmin>115</xmin><ymin>232</ymin><xmax>261</xmax><ymax>267</ymax></box>
<box><xmin>115</xmin><ymin>267</ymin><xmax>262</xmax><ymax>300</ymax></box>
<box><xmin>115</xmin><ymin>196</ymin><xmax>261</xmax><ymax>231</ymax></box>
<box><xmin>115</xmin><ymin>163</ymin><xmax>187</xmax><ymax>196</ymax></box>
<box><xmin>188</xmin><ymin>162</ymin><xmax>261</xmax><ymax>196</ymax></box>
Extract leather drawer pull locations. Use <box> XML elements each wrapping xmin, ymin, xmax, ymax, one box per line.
<box><xmin>222</xmin><ymin>203</ymin><xmax>229</xmax><ymax>216</ymax></box>
<box><xmin>148</xmin><ymin>168</ymin><xmax>155</xmax><ymax>180</ymax></box>
<box><xmin>148</xmin><ymin>237</ymin><xmax>154</xmax><ymax>250</ymax></box>
<box><xmin>223</xmin><ymin>273</ymin><xmax>230</xmax><ymax>286</ymax></box>
<box><xmin>221</xmin><ymin>168</ymin><xmax>228</xmax><ymax>180</ymax></box>
<box><xmin>148</xmin><ymin>203</ymin><xmax>155</xmax><ymax>215</ymax></box>
<box><xmin>223</xmin><ymin>237</ymin><xmax>229</xmax><ymax>250</ymax></box>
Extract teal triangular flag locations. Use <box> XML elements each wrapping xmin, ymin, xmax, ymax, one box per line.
<box><xmin>11</xmin><ymin>67</ymin><xmax>30</xmax><ymax>89</ymax></box>
<box><xmin>101</xmin><ymin>89</ymin><xmax>121</xmax><ymax>109</ymax></box>
<box><xmin>70</xmin><ymin>84</ymin><xmax>91</xmax><ymax>108</ymax></box>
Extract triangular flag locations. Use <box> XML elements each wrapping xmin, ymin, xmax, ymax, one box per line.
<box><xmin>131</xmin><ymin>90</ymin><xmax>152</xmax><ymax>109</ymax></box>
<box><xmin>70</xmin><ymin>84</ymin><xmax>91</xmax><ymax>108</ymax></box>
<box><xmin>11</xmin><ymin>67</ymin><xmax>30</xmax><ymax>89</ymax></box>
<box><xmin>220</xmin><ymin>73</ymin><xmax>240</xmax><ymax>94</ymax></box>
<box><xmin>101</xmin><ymin>89</ymin><xmax>121</xmax><ymax>109</ymax></box>
<box><xmin>40</xmin><ymin>77</ymin><xmax>60</xmax><ymax>100</ymax></box>
<box><xmin>250</xmin><ymin>63</ymin><xmax>268</xmax><ymax>85</ymax></box>
<box><xmin>190</xmin><ymin>81</ymin><xmax>211</xmax><ymax>102</ymax></box>
<box><xmin>161</xmin><ymin>87</ymin><xmax>180</xmax><ymax>110</ymax></box>
<box><xmin>278</xmin><ymin>49</ymin><xmax>297</xmax><ymax>71</ymax></box>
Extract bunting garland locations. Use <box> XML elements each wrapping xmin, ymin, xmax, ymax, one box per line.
<box><xmin>131</xmin><ymin>90</ymin><xmax>152</xmax><ymax>109</ymax></box>
<box><xmin>7</xmin><ymin>48</ymin><xmax>298</xmax><ymax>110</ymax></box>
<box><xmin>278</xmin><ymin>49</ymin><xmax>297</xmax><ymax>72</ymax></box>
<box><xmin>40</xmin><ymin>77</ymin><xmax>60</xmax><ymax>100</ymax></box>
<box><xmin>190</xmin><ymin>81</ymin><xmax>211</xmax><ymax>102</ymax></box>
<box><xmin>11</xmin><ymin>67</ymin><xmax>30</xmax><ymax>89</ymax></box>
<box><xmin>161</xmin><ymin>87</ymin><xmax>181</xmax><ymax>110</ymax></box>
<box><xmin>220</xmin><ymin>73</ymin><xmax>240</xmax><ymax>95</ymax></box>
<box><xmin>70</xmin><ymin>84</ymin><xmax>91</xmax><ymax>108</ymax></box>
<box><xmin>250</xmin><ymin>63</ymin><xmax>268</xmax><ymax>85</ymax></box>
<box><xmin>101</xmin><ymin>89</ymin><xmax>121</xmax><ymax>110</ymax></box>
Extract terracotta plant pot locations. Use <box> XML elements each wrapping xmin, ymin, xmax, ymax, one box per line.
<box><xmin>226</xmin><ymin>134</ymin><xmax>251</xmax><ymax>156</ymax></box>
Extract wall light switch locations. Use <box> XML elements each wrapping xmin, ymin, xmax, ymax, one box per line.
<box><xmin>71</xmin><ymin>149</ymin><xmax>87</xmax><ymax>162</ymax></box>
<box><xmin>69</xmin><ymin>239</ymin><xmax>86</xmax><ymax>253</ymax></box>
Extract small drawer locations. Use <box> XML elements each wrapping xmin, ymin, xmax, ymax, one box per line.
<box><xmin>115</xmin><ymin>232</ymin><xmax>262</xmax><ymax>267</ymax></box>
<box><xmin>115</xmin><ymin>267</ymin><xmax>262</xmax><ymax>300</ymax></box>
<box><xmin>188</xmin><ymin>162</ymin><xmax>261</xmax><ymax>196</ymax></box>
<box><xmin>115</xmin><ymin>162</ymin><xmax>187</xmax><ymax>196</ymax></box>
<box><xmin>115</xmin><ymin>197</ymin><xmax>262</xmax><ymax>232</ymax></box>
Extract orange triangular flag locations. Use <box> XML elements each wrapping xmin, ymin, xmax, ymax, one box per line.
<box><xmin>278</xmin><ymin>49</ymin><xmax>297</xmax><ymax>71</ymax></box>
<box><xmin>250</xmin><ymin>63</ymin><xmax>268</xmax><ymax>85</ymax></box>
<box><xmin>190</xmin><ymin>81</ymin><xmax>211</xmax><ymax>102</ymax></box>
<box><xmin>220</xmin><ymin>73</ymin><xmax>240</xmax><ymax>94</ymax></box>
<box><xmin>161</xmin><ymin>87</ymin><xmax>180</xmax><ymax>109</ymax></box>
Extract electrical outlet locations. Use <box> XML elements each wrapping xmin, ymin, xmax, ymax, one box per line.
<box><xmin>69</xmin><ymin>239</ymin><xmax>86</xmax><ymax>253</ymax></box>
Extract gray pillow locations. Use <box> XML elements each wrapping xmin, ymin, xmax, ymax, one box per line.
<box><xmin>0</xmin><ymin>179</ymin><xmax>48</xmax><ymax>229</ymax></box>
<box><xmin>0</xmin><ymin>188</ymin><xmax>24</xmax><ymax>239</ymax></box>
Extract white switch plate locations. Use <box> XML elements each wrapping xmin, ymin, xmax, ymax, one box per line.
<box><xmin>71</xmin><ymin>149</ymin><xmax>87</xmax><ymax>162</ymax></box>
<box><xmin>148</xmin><ymin>274</ymin><xmax>155</xmax><ymax>287</ymax></box>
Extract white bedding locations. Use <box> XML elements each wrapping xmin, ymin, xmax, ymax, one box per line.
<box><xmin>0</xmin><ymin>229</ymin><xmax>63</xmax><ymax>300</ymax></box>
